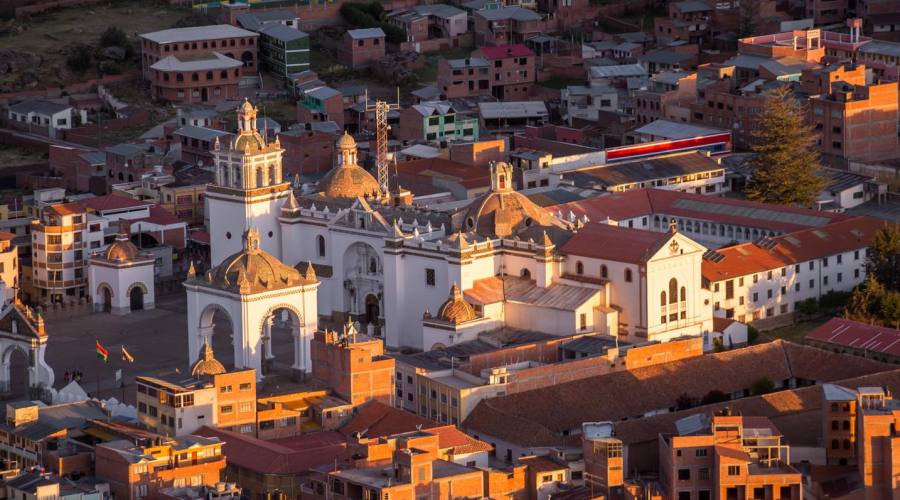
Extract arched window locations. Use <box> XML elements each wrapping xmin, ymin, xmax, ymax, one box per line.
<box><xmin>660</xmin><ymin>292</ymin><xmax>667</xmax><ymax>307</ymax></box>
<box><xmin>256</xmin><ymin>167</ymin><xmax>265</xmax><ymax>188</ymax></box>
<box><xmin>176</xmin><ymin>73</ymin><xmax>184</xmax><ymax>82</ymax></box>
<box><xmin>660</xmin><ymin>291</ymin><xmax>667</xmax><ymax>323</ymax></box>
<box><xmin>369</xmin><ymin>258</ymin><xmax>377</xmax><ymax>274</ymax></box>
<box><xmin>206</xmin><ymin>71</ymin><xmax>213</xmax><ymax>80</ymax></box>
<box><xmin>680</xmin><ymin>286</ymin><xmax>686</xmax><ymax>303</ymax></box>
<box><xmin>192</xmin><ymin>72</ymin><xmax>199</xmax><ymax>81</ymax></box>
<box><xmin>317</xmin><ymin>235</ymin><xmax>325</xmax><ymax>257</ymax></box>
<box><xmin>269</xmin><ymin>164</ymin><xmax>278</xmax><ymax>184</ymax></box>
<box><xmin>625</xmin><ymin>269</ymin><xmax>633</xmax><ymax>282</ymax></box>
<box><xmin>521</xmin><ymin>268</ymin><xmax>531</xmax><ymax>279</ymax></box>
<box><xmin>668</xmin><ymin>278</ymin><xmax>678</xmax><ymax>304</ymax></box>
<box><xmin>221</xmin><ymin>70</ymin><xmax>228</xmax><ymax>79</ymax></box>
<box><xmin>600</xmin><ymin>265</ymin><xmax>608</xmax><ymax>279</ymax></box>
<box><xmin>499</xmin><ymin>174</ymin><xmax>506</xmax><ymax>190</ymax></box>
<box><xmin>576</xmin><ymin>261</ymin><xmax>584</xmax><ymax>275</ymax></box>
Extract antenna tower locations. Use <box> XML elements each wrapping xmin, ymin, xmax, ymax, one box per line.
<box><xmin>365</xmin><ymin>88</ymin><xmax>400</xmax><ymax>196</ymax></box>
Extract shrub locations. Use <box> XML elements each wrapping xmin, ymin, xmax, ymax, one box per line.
<box><xmin>66</xmin><ymin>44</ymin><xmax>93</xmax><ymax>73</ymax></box>
<box><xmin>700</xmin><ymin>390</ymin><xmax>729</xmax><ymax>405</ymax></box>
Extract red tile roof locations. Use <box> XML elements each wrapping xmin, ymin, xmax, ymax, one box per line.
<box><xmin>136</xmin><ymin>205</ymin><xmax>183</xmax><ymax>226</ymax></box>
<box><xmin>426</xmin><ymin>425</ymin><xmax>494</xmax><ymax>454</ymax></box>
<box><xmin>561</xmin><ymin>223</ymin><xmax>672</xmax><ymax>263</ymax></box>
<box><xmin>81</xmin><ymin>195</ymin><xmax>153</xmax><ymax>212</ymax></box>
<box><xmin>195</xmin><ymin>426</ymin><xmax>347</xmax><ymax>475</ymax></box>
<box><xmin>0</xmin><ymin>231</ymin><xmax>16</xmax><ymax>241</ymax></box>
<box><xmin>550</xmin><ymin>189</ymin><xmax>852</xmax><ymax>234</ymax></box>
<box><xmin>339</xmin><ymin>401</ymin><xmax>436</xmax><ymax>439</ymax></box>
<box><xmin>701</xmin><ymin>217</ymin><xmax>887</xmax><ymax>282</ymax></box>
<box><xmin>45</xmin><ymin>202</ymin><xmax>86</xmax><ymax>217</ymax></box>
<box><xmin>479</xmin><ymin>44</ymin><xmax>534</xmax><ymax>60</ymax></box>
<box><xmin>461</xmin><ymin>340</ymin><xmax>892</xmax><ymax>448</ymax></box>
<box><xmin>806</xmin><ymin>317</ymin><xmax>900</xmax><ymax>357</ymax></box>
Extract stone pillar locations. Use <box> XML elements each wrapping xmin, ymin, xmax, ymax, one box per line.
<box><xmin>0</xmin><ymin>361</ymin><xmax>10</xmax><ymax>395</ymax></box>
<box><xmin>263</xmin><ymin>318</ymin><xmax>275</xmax><ymax>361</ymax></box>
<box><xmin>291</xmin><ymin>324</ymin><xmax>306</xmax><ymax>380</ymax></box>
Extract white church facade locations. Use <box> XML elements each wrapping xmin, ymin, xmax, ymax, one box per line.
<box><xmin>199</xmin><ymin>101</ymin><xmax>715</xmax><ymax>355</ymax></box>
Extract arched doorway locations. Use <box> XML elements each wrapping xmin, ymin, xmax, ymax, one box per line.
<box><xmin>342</xmin><ymin>242</ymin><xmax>383</xmax><ymax>322</ymax></box>
<box><xmin>198</xmin><ymin>305</ymin><xmax>235</xmax><ymax>370</ymax></box>
<box><xmin>2</xmin><ymin>345</ymin><xmax>29</xmax><ymax>398</ymax></box>
<box><xmin>97</xmin><ymin>284</ymin><xmax>113</xmax><ymax>313</ymax></box>
<box><xmin>241</xmin><ymin>51</ymin><xmax>254</xmax><ymax>68</ymax></box>
<box><xmin>259</xmin><ymin>305</ymin><xmax>304</xmax><ymax>378</ymax></box>
<box><xmin>130</xmin><ymin>287</ymin><xmax>143</xmax><ymax>311</ymax></box>
<box><xmin>364</xmin><ymin>294</ymin><xmax>380</xmax><ymax>328</ymax></box>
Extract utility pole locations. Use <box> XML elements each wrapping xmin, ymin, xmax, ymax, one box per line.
<box><xmin>364</xmin><ymin>88</ymin><xmax>400</xmax><ymax>197</ymax></box>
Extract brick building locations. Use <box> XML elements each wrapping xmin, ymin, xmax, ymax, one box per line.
<box><xmin>95</xmin><ymin>435</ymin><xmax>226</xmax><ymax>500</ymax></box>
<box><xmin>279</xmin><ymin>126</ymin><xmax>338</xmax><ymax>177</ymax></box>
<box><xmin>654</xmin><ymin>0</ymin><xmax>713</xmax><ymax>45</ymax></box>
<box><xmin>310</xmin><ymin>329</ymin><xmax>395</xmax><ymax>407</ymax></box>
<box><xmin>658</xmin><ymin>414</ymin><xmax>803</xmax><ymax>499</ymax></box>
<box><xmin>149</xmin><ymin>53</ymin><xmax>244</xmax><ymax>104</ymax></box>
<box><xmin>806</xmin><ymin>64</ymin><xmax>899</xmax><ymax>163</ymax></box>
<box><xmin>473</xmin><ymin>44</ymin><xmax>536</xmax><ymax>100</ymax></box>
<box><xmin>139</xmin><ymin>25</ymin><xmax>259</xmax><ymax>78</ymax></box>
<box><xmin>473</xmin><ymin>7</ymin><xmax>544</xmax><ymax>47</ymax></box>
<box><xmin>325</xmin><ymin>430</ymin><xmax>486</xmax><ymax>500</ymax></box>
<box><xmin>338</xmin><ymin>28</ymin><xmax>386</xmax><ymax>69</ymax></box>
<box><xmin>297</xmin><ymin>86</ymin><xmax>345</xmax><ymax>128</ymax></box>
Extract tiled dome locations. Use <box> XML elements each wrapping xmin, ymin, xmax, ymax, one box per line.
<box><xmin>437</xmin><ymin>284</ymin><xmax>476</xmax><ymax>324</ymax></box>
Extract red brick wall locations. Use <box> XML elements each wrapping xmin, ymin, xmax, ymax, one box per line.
<box><xmin>280</xmin><ymin>130</ymin><xmax>336</xmax><ymax>177</ymax></box>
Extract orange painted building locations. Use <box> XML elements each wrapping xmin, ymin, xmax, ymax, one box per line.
<box><xmin>95</xmin><ymin>435</ymin><xmax>226</xmax><ymax>500</ymax></box>
<box><xmin>326</xmin><ymin>430</ymin><xmax>486</xmax><ymax>500</ymax></box>
<box><xmin>310</xmin><ymin>329</ymin><xmax>395</xmax><ymax>407</ymax></box>
<box><xmin>659</xmin><ymin>414</ymin><xmax>802</xmax><ymax>500</ymax></box>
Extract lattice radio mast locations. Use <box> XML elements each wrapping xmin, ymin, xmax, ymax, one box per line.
<box><xmin>364</xmin><ymin>88</ymin><xmax>400</xmax><ymax>197</ymax></box>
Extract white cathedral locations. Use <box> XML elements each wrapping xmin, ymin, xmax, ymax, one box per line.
<box><xmin>188</xmin><ymin>101</ymin><xmax>715</xmax><ymax>377</ymax></box>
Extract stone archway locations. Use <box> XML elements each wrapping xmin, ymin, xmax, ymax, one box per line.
<box><xmin>1</xmin><ymin>344</ymin><xmax>30</xmax><ymax>398</ymax></box>
<box><xmin>257</xmin><ymin>304</ymin><xmax>304</xmax><ymax>376</ymax></box>
<box><xmin>197</xmin><ymin>304</ymin><xmax>236</xmax><ymax>369</ymax></box>
<box><xmin>127</xmin><ymin>282</ymin><xmax>148</xmax><ymax>312</ymax></box>
<box><xmin>96</xmin><ymin>283</ymin><xmax>113</xmax><ymax>313</ymax></box>
<box><xmin>342</xmin><ymin>242</ymin><xmax>383</xmax><ymax>324</ymax></box>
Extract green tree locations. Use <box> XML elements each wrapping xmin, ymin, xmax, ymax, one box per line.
<box><xmin>751</xmin><ymin>377</ymin><xmax>776</xmax><ymax>396</ymax></box>
<box><xmin>738</xmin><ymin>0</ymin><xmax>762</xmax><ymax>37</ymax></box>
<box><xmin>880</xmin><ymin>291</ymin><xmax>900</xmax><ymax>329</ymax></box>
<box><xmin>745</xmin><ymin>86</ymin><xmax>826</xmax><ymax>206</ymax></box>
<box><xmin>675</xmin><ymin>393</ymin><xmax>697</xmax><ymax>410</ymax></box>
<box><xmin>796</xmin><ymin>297</ymin><xmax>819</xmax><ymax>318</ymax></box>
<box><xmin>845</xmin><ymin>276</ymin><xmax>886</xmax><ymax>324</ymax></box>
<box><xmin>867</xmin><ymin>224</ymin><xmax>900</xmax><ymax>292</ymax></box>
<box><xmin>700</xmin><ymin>390</ymin><xmax>729</xmax><ymax>405</ymax></box>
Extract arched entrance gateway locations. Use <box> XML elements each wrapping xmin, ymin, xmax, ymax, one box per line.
<box><xmin>342</xmin><ymin>242</ymin><xmax>383</xmax><ymax>333</ymax></box>
<box><xmin>0</xmin><ymin>302</ymin><xmax>54</xmax><ymax>398</ymax></box>
<box><xmin>184</xmin><ymin>229</ymin><xmax>319</xmax><ymax>379</ymax></box>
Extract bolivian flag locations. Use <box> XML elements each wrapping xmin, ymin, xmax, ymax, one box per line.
<box><xmin>96</xmin><ymin>340</ymin><xmax>109</xmax><ymax>363</ymax></box>
<box><xmin>121</xmin><ymin>345</ymin><xmax>135</xmax><ymax>363</ymax></box>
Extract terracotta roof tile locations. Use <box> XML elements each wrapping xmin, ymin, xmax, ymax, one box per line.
<box><xmin>426</xmin><ymin>425</ymin><xmax>494</xmax><ymax>454</ymax></box>
<box><xmin>462</xmin><ymin>341</ymin><xmax>893</xmax><ymax>448</ymax></box>
<box><xmin>550</xmin><ymin>189</ymin><xmax>852</xmax><ymax>233</ymax></box>
<box><xmin>561</xmin><ymin>223</ymin><xmax>672</xmax><ymax>263</ymax></box>
<box><xmin>194</xmin><ymin>426</ymin><xmax>346</xmax><ymax>475</ymax></box>
<box><xmin>702</xmin><ymin>217</ymin><xmax>887</xmax><ymax>282</ymax></box>
<box><xmin>81</xmin><ymin>195</ymin><xmax>153</xmax><ymax>212</ymax></box>
<box><xmin>339</xmin><ymin>401</ymin><xmax>436</xmax><ymax>439</ymax></box>
<box><xmin>45</xmin><ymin>203</ymin><xmax>85</xmax><ymax>217</ymax></box>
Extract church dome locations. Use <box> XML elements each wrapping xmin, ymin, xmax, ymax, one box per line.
<box><xmin>207</xmin><ymin>228</ymin><xmax>314</xmax><ymax>293</ymax></box>
<box><xmin>103</xmin><ymin>238</ymin><xmax>141</xmax><ymax>262</ymax></box>
<box><xmin>192</xmin><ymin>338</ymin><xmax>226</xmax><ymax>377</ymax></box>
<box><xmin>318</xmin><ymin>131</ymin><xmax>380</xmax><ymax>199</ymax></box>
<box><xmin>233</xmin><ymin>133</ymin><xmax>265</xmax><ymax>152</ymax></box>
<box><xmin>336</xmin><ymin>130</ymin><xmax>357</xmax><ymax>150</ymax></box>
<box><xmin>460</xmin><ymin>161</ymin><xmax>559</xmax><ymax>238</ymax></box>
<box><xmin>318</xmin><ymin>164</ymin><xmax>381</xmax><ymax>199</ymax></box>
<box><xmin>437</xmin><ymin>284</ymin><xmax>476</xmax><ymax>324</ymax></box>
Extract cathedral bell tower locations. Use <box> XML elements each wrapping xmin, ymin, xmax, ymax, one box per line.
<box><xmin>206</xmin><ymin>99</ymin><xmax>291</xmax><ymax>265</ymax></box>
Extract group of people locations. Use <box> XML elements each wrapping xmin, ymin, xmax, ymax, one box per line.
<box><xmin>63</xmin><ymin>370</ymin><xmax>84</xmax><ymax>383</ymax></box>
